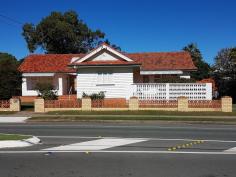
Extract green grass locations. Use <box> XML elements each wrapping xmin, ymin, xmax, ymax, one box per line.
<box><xmin>0</xmin><ymin>111</ymin><xmax>16</xmax><ymax>115</ymax></box>
<box><xmin>29</xmin><ymin>115</ymin><xmax>236</xmax><ymax>123</ymax></box>
<box><xmin>46</xmin><ymin>110</ymin><xmax>236</xmax><ymax>116</ymax></box>
<box><xmin>233</xmin><ymin>104</ymin><xmax>236</xmax><ymax>112</ymax></box>
<box><xmin>0</xmin><ymin>133</ymin><xmax>31</xmax><ymax>141</ymax></box>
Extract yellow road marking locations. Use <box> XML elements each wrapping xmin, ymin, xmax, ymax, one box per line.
<box><xmin>167</xmin><ymin>140</ymin><xmax>205</xmax><ymax>151</ymax></box>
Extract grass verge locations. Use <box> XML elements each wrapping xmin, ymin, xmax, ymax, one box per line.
<box><xmin>0</xmin><ymin>111</ymin><xmax>16</xmax><ymax>115</ymax></box>
<box><xmin>0</xmin><ymin>133</ymin><xmax>31</xmax><ymax>141</ymax></box>
<box><xmin>46</xmin><ymin>110</ymin><xmax>236</xmax><ymax>116</ymax></box>
<box><xmin>29</xmin><ymin>115</ymin><xmax>236</xmax><ymax>123</ymax></box>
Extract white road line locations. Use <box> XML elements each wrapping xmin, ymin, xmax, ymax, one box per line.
<box><xmin>38</xmin><ymin>136</ymin><xmax>236</xmax><ymax>143</ymax></box>
<box><xmin>225</xmin><ymin>147</ymin><xmax>236</xmax><ymax>152</ymax></box>
<box><xmin>1</xmin><ymin>150</ymin><xmax>236</xmax><ymax>155</ymax></box>
<box><xmin>43</xmin><ymin>138</ymin><xmax>147</xmax><ymax>151</ymax></box>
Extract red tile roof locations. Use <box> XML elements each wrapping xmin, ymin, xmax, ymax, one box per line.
<box><xmin>71</xmin><ymin>60</ymin><xmax>141</xmax><ymax>66</ymax></box>
<box><xmin>19</xmin><ymin>52</ymin><xmax>196</xmax><ymax>73</ymax></box>
<box><xmin>126</xmin><ymin>52</ymin><xmax>196</xmax><ymax>71</ymax></box>
<box><xmin>19</xmin><ymin>54</ymin><xmax>84</xmax><ymax>73</ymax></box>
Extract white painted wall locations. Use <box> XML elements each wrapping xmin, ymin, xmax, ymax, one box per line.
<box><xmin>180</xmin><ymin>75</ymin><xmax>191</xmax><ymax>79</ymax></box>
<box><xmin>180</xmin><ymin>71</ymin><xmax>191</xmax><ymax>79</ymax></box>
<box><xmin>77</xmin><ymin>67</ymin><xmax>134</xmax><ymax>99</ymax></box>
<box><xmin>22</xmin><ymin>77</ymin><xmax>38</xmax><ymax>96</ymax></box>
<box><xmin>22</xmin><ymin>74</ymin><xmax>68</xmax><ymax>96</ymax></box>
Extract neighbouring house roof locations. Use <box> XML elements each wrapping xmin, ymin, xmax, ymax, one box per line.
<box><xmin>197</xmin><ymin>78</ymin><xmax>217</xmax><ymax>91</ymax></box>
<box><xmin>19</xmin><ymin>48</ymin><xmax>196</xmax><ymax>73</ymax></box>
<box><xmin>127</xmin><ymin>52</ymin><xmax>196</xmax><ymax>71</ymax></box>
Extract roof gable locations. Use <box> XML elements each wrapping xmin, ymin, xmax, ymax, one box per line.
<box><xmin>75</xmin><ymin>43</ymin><xmax>133</xmax><ymax>63</ymax></box>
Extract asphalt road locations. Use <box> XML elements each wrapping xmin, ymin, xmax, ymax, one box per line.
<box><xmin>0</xmin><ymin>122</ymin><xmax>236</xmax><ymax>177</ymax></box>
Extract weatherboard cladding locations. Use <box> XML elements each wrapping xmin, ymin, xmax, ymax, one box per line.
<box><xmin>18</xmin><ymin>52</ymin><xmax>196</xmax><ymax>73</ymax></box>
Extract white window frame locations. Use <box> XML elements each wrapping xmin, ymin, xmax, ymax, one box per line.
<box><xmin>96</xmin><ymin>72</ymin><xmax>113</xmax><ymax>85</ymax></box>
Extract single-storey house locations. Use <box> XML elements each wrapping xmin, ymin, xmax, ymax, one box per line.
<box><xmin>19</xmin><ymin>43</ymin><xmax>210</xmax><ymax>100</ymax></box>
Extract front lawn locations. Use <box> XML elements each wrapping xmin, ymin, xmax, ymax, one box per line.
<box><xmin>0</xmin><ymin>133</ymin><xmax>31</xmax><ymax>141</ymax></box>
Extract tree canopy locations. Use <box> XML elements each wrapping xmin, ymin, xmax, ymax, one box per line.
<box><xmin>213</xmin><ymin>47</ymin><xmax>236</xmax><ymax>79</ymax></box>
<box><xmin>183</xmin><ymin>43</ymin><xmax>211</xmax><ymax>80</ymax></box>
<box><xmin>212</xmin><ymin>47</ymin><xmax>236</xmax><ymax>101</ymax></box>
<box><xmin>22</xmin><ymin>11</ymin><xmax>107</xmax><ymax>54</ymax></box>
<box><xmin>0</xmin><ymin>53</ymin><xmax>21</xmax><ymax>99</ymax></box>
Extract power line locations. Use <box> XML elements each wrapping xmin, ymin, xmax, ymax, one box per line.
<box><xmin>0</xmin><ymin>18</ymin><xmax>17</xmax><ymax>27</ymax></box>
<box><xmin>0</xmin><ymin>13</ymin><xmax>23</xmax><ymax>26</ymax></box>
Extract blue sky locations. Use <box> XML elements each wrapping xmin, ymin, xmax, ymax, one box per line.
<box><xmin>0</xmin><ymin>0</ymin><xmax>235</xmax><ymax>64</ymax></box>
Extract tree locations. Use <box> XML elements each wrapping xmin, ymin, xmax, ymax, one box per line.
<box><xmin>22</xmin><ymin>11</ymin><xmax>106</xmax><ymax>54</ymax></box>
<box><xmin>213</xmin><ymin>48</ymin><xmax>236</xmax><ymax>79</ymax></box>
<box><xmin>183</xmin><ymin>43</ymin><xmax>211</xmax><ymax>80</ymax></box>
<box><xmin>212</xmin><ymin>47</ymin><xmax>236</xmax><ymax>101</ymax></box>
<box><xmin>0</xmin><ymin>53</ymin><xmax>22</xmax><ymax>100</ymax></box>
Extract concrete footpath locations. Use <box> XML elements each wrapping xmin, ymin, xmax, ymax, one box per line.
<box><xmin>0</xmin><ymin>117</ymin><xmax>30</xmax><ymax>123</ymax></box>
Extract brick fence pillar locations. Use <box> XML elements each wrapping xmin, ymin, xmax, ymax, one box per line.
<box><xmin>82</xmin><ymin>97</ymin><xmax>91</xmax><ymax>111</ymax></box>
<box><xmin>129</xmin><ymin>97</ymin><xmax>139</xmax><ymax>111</ymax></box>
<box><xmin>177</xmin><ymin>97</ymin><xmax>189</xmax><ymax>112</ymax></box>
<box><xmin>10</xmin><ymin>98</ymin><xmax>20</xmax><ymax>112</ymax></box>
<box><xmin>34</xmin><ymin>98</ymin><xmax>45</xmax><ymax>113</ymax></box>
<box><xmin>221</xmin><ymin>96</ymin><xmax>232</xmax><ymax>112</ymax></box>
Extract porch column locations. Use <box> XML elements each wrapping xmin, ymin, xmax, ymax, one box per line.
<box><xmin>22</xmin><ymin>77</ymin><xmax>27</xmax><ymax>96</ymax></box>
<box><xmin>58</xmin><ymin>77</ymin><xmax>63</xmax><ymax>95</ymax></box>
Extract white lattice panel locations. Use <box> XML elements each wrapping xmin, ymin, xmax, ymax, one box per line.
<box><xmin>132</xmin><ymin>83</ymin><xmax>212</xmax><ymax>100</ymax></box>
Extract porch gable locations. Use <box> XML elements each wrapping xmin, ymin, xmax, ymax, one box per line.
<box><xmin>73</xmin><ymin>43</ymin><xmax>133</xmax><ymax>63</ymax></box>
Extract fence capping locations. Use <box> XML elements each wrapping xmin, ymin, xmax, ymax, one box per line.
<box><xmin>130</xmin><ymin>96</ymin><xmax>138</xmax><ymax>99</ymax></box>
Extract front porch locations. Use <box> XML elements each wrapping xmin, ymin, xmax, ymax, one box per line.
<box><xmin>22</xmin><ymin>73</ymin><xmax>76</xmax><ymax>97</ymax></box>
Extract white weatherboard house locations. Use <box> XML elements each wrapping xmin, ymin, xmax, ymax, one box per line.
<box><xmin>19</xmin><ymin>43</ymin><xmax>212</xmax><ymax>100</ymax></box>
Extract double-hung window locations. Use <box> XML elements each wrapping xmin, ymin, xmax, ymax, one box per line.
<box><xmin>97</xmin><ymin>72</ymin><xmax>113</xmax><ymax>85</ymax></box>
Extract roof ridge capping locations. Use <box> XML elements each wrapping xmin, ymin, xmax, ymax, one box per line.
<box><xmin>127</xmin><ymin>51</ymin><xmax>189</xmax><ymax>54</ymax></box>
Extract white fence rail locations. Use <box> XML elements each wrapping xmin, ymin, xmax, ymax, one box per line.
<box><xmin>132</xmin><ymin>83</ymin><xmax>212</xmax><ymax>100</ymax></box>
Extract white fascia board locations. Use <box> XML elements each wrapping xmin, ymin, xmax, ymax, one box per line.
<box><xmin>140</xmin><ymin>70</ymin><xmax>183</xmax><ymax>75</ymax></box>
<box><xmin>76</xmin><ymin>65</ymin><xmax>140</xmax><ymax>68</ymax></box>
<box><xmin>70</xmin><ymin>57</ymin><xmax>80</xmax><ymax>63</ymax></box>
<box><xmin>22</xmin><ymin>73</ymin><xmax>55</xmax><ymax>77</ymax></box>
<box><xmin>77</xmin><ymin>44</ymin><xmax>133</xmax><ymax>63</ymax></box>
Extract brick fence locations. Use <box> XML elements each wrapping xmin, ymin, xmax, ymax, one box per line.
<box><xmin>0</xmin><ymin>99</ymin><xmax>21</xmax><ymax>112</ymax></box>
<box><xmin>34</xmin><ymin>96</ymin><xmax>232</xmax><ymax>113</ymax></box>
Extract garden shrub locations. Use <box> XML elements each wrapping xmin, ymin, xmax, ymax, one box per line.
<box><xmin>35</xmin><ymin>82</ymin><xmax>58</xmax><ymax>100</ymax></box>
<box><xmin>82</xmin><ymin>91</ymin><xmax>105</xmax><ymax>100</ymax></box>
